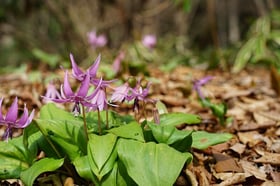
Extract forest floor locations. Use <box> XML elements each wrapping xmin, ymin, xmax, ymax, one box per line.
<box><xmin>0</xmin><ymin>65</ymin><xmax>280</xmax><ymax>186</ymax></box>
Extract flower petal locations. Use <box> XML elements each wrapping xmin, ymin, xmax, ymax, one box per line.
<box><xmin>77</xmin><ymin>72</ymin><xmax>90</xmax><ymax>97</ymax></box>
<box><xmin>86</xmin><ymin>78</ymin><xmax>103</xmax><ymax>100</ymax></box>
<box><xmin>70</xmin><ymin>53</ymin><xmax>84</xmax><ymax>80</ymax></box>
<box><xmin>88</xmin><ymin>54</ymin><xmax>101</xmax><ymax>78</ymax></box>
<box><xmin>63</xmin><ymin>71</ymin><xmax>74</xmax><ymax>97</ymax></box>
<box><xmin>16</xmin><ymin>104</ymin><xmax>28</xmax><ymax>127</ymax></box>
<box><xmin>6</xmin><ymin>97</ymin><xmax>18</xmax><ymax>122</ymax></box>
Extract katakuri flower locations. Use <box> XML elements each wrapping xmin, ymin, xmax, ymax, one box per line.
<box><xmin>43</xmin><ymin>82</ymin><xmax>61</xmax><ymax>103</ymax></box>
<box><xmin>70</xmin><ymin>53</ymin><xmax>101</xmax><ymax>81</ymax></box>
<box><xmin>70</xmin><ymin>53</ymin><xmax>114</xmax><ymax>87</ymax></box>
<box><xmin>44</xmin><ymin>70</ymin><xmax>102</xmax><ymax>115</ymax></box>
<box><xmin>193</xmin><ymin>76</ymin><xmax>213</xmax><ymax>100</ymax></box>
<box><xmin>87</xmin><ymin>30</ymin><xmax>107</xmax><ymax>49</ymax></box>
<box><xmin>142</xmin><ymin>34</ymin><xmax>157</xmax><ymax>50</ymax></box>
<box><xmin>110</xmin><ymin>82</ymin><xmax>130</xmax><ymax>103</ymax></box>
<box><xmin>0</xmin><ymin>97</ymin><xmax>35</xmax><ymax>141</ymax></box>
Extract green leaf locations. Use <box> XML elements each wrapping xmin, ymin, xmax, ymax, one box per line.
<box><xmin>88</xmin><ymin>133</ymin><xmax>118</xmax><ymax>181</ymax></box>
<box><xmin>232</xmin><ymin>37</ymin><xmax>257</xmax><ymax>73</ymax></box>
<box><xmin>32</xmin><ymin>48</ymin><xmax>61</xmax><ymax>68</ymax></box>
<box><xmin>0</xmin><ymin>137</ymin><xmax>32</xmax><ymax>179</ymax></box>
<box><xmin>40</xmin><ymin>103</ymin><xmax>77</xmax><ymax>122</ymax></box>
<box><xmin>155</xmin><ymin>100</ymin><xmax>168</xmax><ymax>114</ymax></box>
<box><xmin>36</xmin><ymin>119</ymin><xmax>87</xmax><ymax>162</ymax></box>
<box><xmin>108</xmin><ymin>122</ymin><xmax>145</xmax><ymax>142</ymax></box>
<box><xmin>148</xmin><ymin>123</ymin><xmax>192</xmax><ymax>151</ymax></box>
<box><xmin>201</xmin><ymin>99</ymin><xmax>227</xmax><ymax>125</ymax></box>
<box><xmin>117</xmin><ymin>139</ymin><xmax>192</xmax><ymax>186</ymax></box>
<box><xmin>73</xmin><ymin>156</ymin><xmax>95</xmax><ymax>182</ymax></box>
<box><xmin>192</xmin><ymin>131</ymin><xmax>232</xmax><ymax>149</ymax></box>
<box><xmin>159</xmin><ymin>113</ymin><xmax>201</xmax><ymax>126</ymax></box>
<box><xmin>102</xmin><ymin>162</ymin><xmax>129</xmax><ymax>186</ymax></box>
<box><xmin>21</xmin><ymin>158</ymin><xmax>64</xmax><ymax>186</ymax></box>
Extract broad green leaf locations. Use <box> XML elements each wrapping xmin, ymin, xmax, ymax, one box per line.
<box><xmin>40</xmin><ymin>103</ymin><xmax>77</xmax><ymax>122</ymax></box>
<box><xmin>73</xmin><ymin>156</ymin><xmax>95</xmax><ymax>181</ymax></box>
<box><xmin>86</xmin><ymin>111</ymin><xmax>135</xmax><ymax>132</ymax></box>
<box><xmin>0</xmin><ymin>137</ymin><xmax>31</xmax><ymax>179</ymax></box>
<box><xmin>88</xmin><ymin>134</ymin><xmax>118</xmax><ymax>180</ymax></box>
<box><xmin>159</xmin><ymin>113</ymin><xmax>201</xmax><ymax>126</ymax></box>
<box><xmin>101</xmin><ymin>162</ymin><xmax>128</xmax><ymax>186</ymax></box>
<box><xmin>117</xmin><ymin>139</ymin><xmax>192</xmax><ymax>186</ymax></box>
<box><xmin>148</xmin><ymin>123</ymin><xmax>192</xmax><ymax>151</ymax></box>
<box><xmin>36</xmin><ymin>119</ymin><xmax>87</xmax><ymax>162</ymax></box>
<box><xmin>192</xmin><ymin>131</ymin><xmax>232</xmax><ymax>149</ymax></box>
<box><xmin>108</xmin><ymin>122</ymin><xmax>145</xmax><ymax>142</ymax></box>
<box><xmin>21</xmin><ymin>158</ymin><xmax>64</xmax><ymax>186</ymax></box>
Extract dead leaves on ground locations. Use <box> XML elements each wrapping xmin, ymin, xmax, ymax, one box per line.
<box><xmin>0</xmin><ymin>66</ymin><xmax>280</xmax><ymax>185</ymax></box>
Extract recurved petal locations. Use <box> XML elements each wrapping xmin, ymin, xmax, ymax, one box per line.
<box><xmin>70</xmin><ymin>53</ymin><xmax>84</xmax><ymax>79</ymax></box>
<box><xmin>16</xmin><ymin>104</ymin><xmax>29</xmax><ymax>128</ymax></box>
<box><xmin>88</xmin><ymin>54</ymin><xmax>101</xmax><ymax>77</ymax></box>
<box><xmin>77</xmin><ymin>72</ymin><xmax>90</xmax><ymax>97</ymax></box>
<box><xmin>87</xmin><ymin>78</ymin><xmax>103</xmax><ymax>100</ymax></box>
<box><xmin>16</xmin><ymin>108</ymin><xmax>35</xmax><ymax>128</ymax></box>
<box><xmin>63</xmin><ymin>71</ymin><xmax>74</xmax><ymax>97</ymax></box>
<box><xmin>6</xmin><ymin>97</ymin><xmax>18</xmax><ymax>122</ymax></box>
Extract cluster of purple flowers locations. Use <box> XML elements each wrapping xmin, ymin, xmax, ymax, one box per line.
<box><xmin>43</xmin><ymin>53</ymin><xmax>153</xmax><ymax>117</ymax></box>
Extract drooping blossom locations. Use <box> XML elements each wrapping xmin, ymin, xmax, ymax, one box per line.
<box><xmin>142</xmin><ymin>34</ymin><xmax>157</xmax><ymax>50</ymax></box>
<box><xmin>0</xmin><ymin>97</ymin><xmax>35</xmax><ymax>141</ymax></box>
<box><xmin>110</xmin><ymin>83</ymin><xmax>130</xmax><ymax>103</ymax></box>
<box><xmin>112</xmin><ymin>51</ymin><xmax>125</xmax><ymax>74</ymax></box>
<box><xmin>87</xmin><ymin>30</ymin><xmax>107</xmax><ymax>49</ymax></box>
<box><xmin>43</xmin><ymin>70</ymin><xmax>102</xmax><ymax>115</ymax></box>
<box><xmin>91</xmin><ymin>88</ymin><xmax>107</xmax><ymax>111</ymax></box>
<box><xmin>193</xmin><ymin>76</ymin><xmax>213</xmax><ymax>100</ymax></box>
<box><xmin>43</xmin><ymin>82</ymin><xmax>61</xmax><ymax>103</ymax></box>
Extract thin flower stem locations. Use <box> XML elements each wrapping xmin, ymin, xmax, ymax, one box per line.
<box><xmin>81</xmin><ymin>105</ymin><xmax>89</xmax><ymax>141</ymax></box>
<box><xmin>104</xmin><ymin>88</ymin><xmax>109</xmax><ymax>129</ymax></box>
<box><xmin>97</xmin><ymin>109</ymin><xmax>102</xmax><ymax>135</ymax></box>
<box><xmin>105</xmin><ymin>108</ymin><xmax>109</xmax><ymax>129</ymax></box>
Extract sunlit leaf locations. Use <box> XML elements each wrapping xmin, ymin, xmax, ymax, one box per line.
<box><xmin>117</xmin><ymin>139</ymin><xmax>192</xmax><ymax>186</ymax></box>
<box><xmin>108</xmin><ymin>122</ymin><xmax>145</xmax><ymax>142</ymax></box>
<box><xmin>192</xmin><ymin>131</ymin><xmax>232</xmax><ymax>149</ymax></box>
<box><xmin>87</xmin><ymin>133</ymin><xmax>118</xmax><ymax>180</ymax></box>
<box><xmin>159</xmin><ymin>113</ymin><xmax>201</xmax><ymax>126</ymax></box>
<box><xmin>21</xmin><ymin>158</ymin><xmax>64</xmax><ymax>186</ymax></box>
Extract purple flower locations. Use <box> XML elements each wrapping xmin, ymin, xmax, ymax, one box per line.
<box><xmin>70</xmin><ymin>53</ymin><xmax>101</xmax><ymax>81</ymax></box>
<box><xmin>111</xmin><ymin>83</ymin><xmax>130</xmax><ymax>103</ymax></box>
<box><xmin>87</xmin><ymin>30</ymin><xmax>107</xmax><ymax>49</ymax></box>
<box><xmin>43</xmin><ymin>70</ymin><xmax>102</xmax><ymax>115</ymax></box>
<box><xmin>43</xmin><ymin>82</ymin><xmax>61</xmax><ymax>103</ymax></box>
<box><xmin>126</xmin><ymin>80</ymin><xmax>151</xmax><ymax>102</ymax></box>
<box><xmin>142</xmin><ymin>34</ymin><xmax>157</xmax><ymax>50</ymax></box>
<box><xmin>193</xmin><ymin>76</ymin><xmax>213</xmax><ymax>99</ymax></box>
<box><xmin>91</xmin><ymin>88</ymin><xmax>107</xmax><ymax>111</ymax></box>
<box><xmin>0</xmin><ymin>97</ymin><xmax>35</xmax><ymax>141</ymax></box>
<box><xmin>70</xmin><ymin>53</ymin><xmax>115</xmax><ymax>87</ymax></box>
